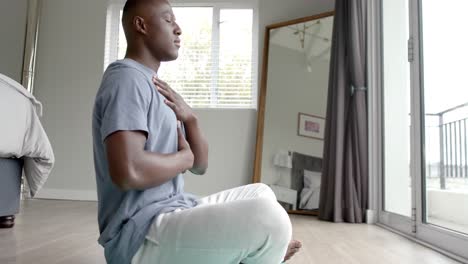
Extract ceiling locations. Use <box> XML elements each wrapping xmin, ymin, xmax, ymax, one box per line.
<box><xmin>270</xmin><ymin>16</ymin><xmax>334</xmax><ymax>62</ymax></box>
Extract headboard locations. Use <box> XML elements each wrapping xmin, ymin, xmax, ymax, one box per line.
<box><xmin>291</xmin><ymin>152</ymin><xmax>322</xmax><ymax>208</ymax></box>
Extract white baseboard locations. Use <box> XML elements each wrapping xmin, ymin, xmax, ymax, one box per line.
<box><xmin>366</xmin><ymin>209</ymin><xmax>378</xmax><ymax>224</ymax></box>
<box><xmin>34</xmin><ymin>188</ymin><xmax>97</xmax><ymax>201</ymax></box>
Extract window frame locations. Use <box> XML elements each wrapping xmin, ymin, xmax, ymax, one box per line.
<box><xmin>104</xmin><ymin>0</ymin><xmax>259</xmax><ymax>109</ymax></box>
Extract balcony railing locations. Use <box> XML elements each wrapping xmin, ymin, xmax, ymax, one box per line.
<box><xmin>426</xmin><ymin>102</ymin><xmax>468</xmax><ymax>189</ymax></box>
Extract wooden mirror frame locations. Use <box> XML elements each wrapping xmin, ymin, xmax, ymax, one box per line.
<box><xmin>252</xmin><ymin>11</ymin><xmax>334</xmax><ymax>216</ymax></box>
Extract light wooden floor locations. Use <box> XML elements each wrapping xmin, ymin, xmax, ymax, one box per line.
<box><xmin>0</xmin><ymin>200</ymin><xmax>461</xmax><ymax>264</ymax></box>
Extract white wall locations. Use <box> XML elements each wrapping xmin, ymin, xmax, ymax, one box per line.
<box><xmin>0</xmin><ymin>0</ymin><xmax>28</xmax><ymax>82</ymax></box>
<box><xmin>31</xmin><ymin>0</ymin><xmax>334</xmax><ymax>200</ymax></box>
<box><xmin>261</xmin><ymin>44</ymin><xmax>329</xmax><ymax>186</ymax></box>
<box><xmin>184</xmin><ymin>109</ymin><xmax>257</xmax><ymax>196</ymax></box>
<box><xmin>33</xmin><ymin>0</ymin><xmax>107</xmax><ymax>199</ymax></box>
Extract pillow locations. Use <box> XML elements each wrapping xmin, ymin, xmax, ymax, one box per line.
<box><xmin>303</xmin><ymin>170</ymin><xmax>321</xmax><ymax>189</ymax></box>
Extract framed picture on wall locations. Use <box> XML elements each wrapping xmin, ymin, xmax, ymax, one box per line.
<box><xmin>297</xmin><ymin>113</ymin><xmax>325</xmax><ymax>140</ymax></box>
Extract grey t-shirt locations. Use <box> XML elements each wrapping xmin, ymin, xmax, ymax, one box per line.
<box><xmin>92</xmin><ymin>58</ymin><xmax>197</xmax><ymax>264</ymax></box>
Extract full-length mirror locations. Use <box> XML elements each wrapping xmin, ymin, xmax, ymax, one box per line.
<box><xmin>253</xmin><ymin>12</ymin><xmax>334</xmax><ymax>215</ymax></box>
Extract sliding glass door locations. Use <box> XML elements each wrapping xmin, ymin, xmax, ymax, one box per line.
<box><xmin>415</xmin><ymin>0</ymin><xmax>468</xmax><ymax>259</ymax></box>
<box><xmin>419</xmin><ymin>0</ymin><xmax>468</xmax><ymax>236</ymax></box>
<box><xmin>380</xmin><ymin>0</ymin><xmax>468</xmax><ymax>261</ymax></box>
<box><xmin>380</xmin><ymin>0</ymin><xmax>413</xmax><ymax>234</ymax></box>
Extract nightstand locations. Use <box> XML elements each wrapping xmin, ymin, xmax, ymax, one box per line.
<box><xmin>269</xmin><ymin>184</ymin><xmax>297</xmax><ymax>210</ymax></box>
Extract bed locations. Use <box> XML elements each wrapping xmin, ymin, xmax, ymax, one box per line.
<box><xmin>290</xmin><ymin>152</ymin><xmax>322</xmax><ymax>211</ymax></box>
<box><xmin>0</xmin><ymin>158</ymin><xmax>23</xmax><ymax>217</ymax></box>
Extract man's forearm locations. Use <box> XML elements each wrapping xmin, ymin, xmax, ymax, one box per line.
<box><xmin>125</xmin><ymin>150</ymin><xmax>193</xmax><ymax>190</ymax></box>
<box><xmin>105</xmin><ymin>130</ymin><xmax>194</xmax><ymax>191</ymax></box>
<box><xmin>184</xmin><ymin>116</ymin><xmax>209</xmax><ymax>174</ymax></box>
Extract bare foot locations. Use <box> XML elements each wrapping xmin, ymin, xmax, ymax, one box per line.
<box><xmin>283</xmin><ymin>240</ymin><xmax>302</xmax><ymax>262</ymax></box>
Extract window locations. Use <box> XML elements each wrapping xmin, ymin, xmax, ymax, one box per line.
<box><xmin>104</xmin><ymin>1</ymin><xmax>258</xmax><ymax>109</ymax></box>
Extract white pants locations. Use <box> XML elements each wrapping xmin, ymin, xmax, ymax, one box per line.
<box><xmin>131</xmin><ymin>183</ymin><xmax>292</xmax><ymax>264</ymax></box>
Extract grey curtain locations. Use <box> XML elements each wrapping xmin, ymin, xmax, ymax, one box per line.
<box><xmin>318</xmin><ymin>0</ymin><xmax>368</xmax><ymax>223</ymax></box>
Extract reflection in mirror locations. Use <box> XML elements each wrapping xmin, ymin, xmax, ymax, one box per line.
<box><xmin>254</xmin><ymin>12</ymin><xmax>334</xmax><ymax>215</ymax></box>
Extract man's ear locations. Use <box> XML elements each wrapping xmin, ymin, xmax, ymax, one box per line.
<box><xmin>134</xmin><ymin>16</ymin><xmax>147</xmax><ymax>35</ymax></box>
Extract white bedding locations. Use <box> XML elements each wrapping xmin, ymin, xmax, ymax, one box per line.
<box><xmin>299</xmin><ymin>170</ymin><xmax>321</xmax><ymax>210</ymax></box>
<box><xmin>0</xmin><ymin>73</ymin><xmax>54</xmax><ymax>197</ymax></box>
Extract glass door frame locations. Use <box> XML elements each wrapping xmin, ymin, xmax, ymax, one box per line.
<box><xmin>372</xmin><ymin>0</ymin><xmax>468</xmax><ymax>262</ymax></box>
<box><xmin>375</xmin><ymin>0</ymin><xmax>414</xmax><ymax>236</ymax></box>
<box><xmin>412</xmin><ymin>0</ymin><xmax>468</xmax><ymax>260</ymax></box>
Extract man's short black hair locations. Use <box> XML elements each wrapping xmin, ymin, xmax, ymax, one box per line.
<box><xmin>123</xmin><ymin>0</ymin><xmax>160</xmax><ymax>17</ymax></box>
<box><xmin>123</xmin><ymin>0</ymin><xmax>139</xmax><ymax>16</ymax></box>
<box><xmin>122</xmin><ymin>0</ymin><xmax>151</xmax><ymax>39</ymax></box>
<box><xmin>122</xmin><ymin>0</ymin><xmax>161</xmax><ymax>25</ymax></box>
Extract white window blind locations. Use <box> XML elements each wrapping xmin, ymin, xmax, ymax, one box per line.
<box><xmin>104</xmin><ymin>2</ymin><xmax>258</xmax><ymax>109</ymax></box>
